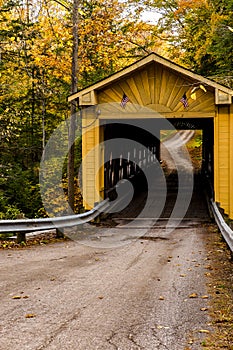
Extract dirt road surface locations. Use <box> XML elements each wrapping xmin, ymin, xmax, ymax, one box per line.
<box><xmin>1</xmin><ymin>225</ymin><xmax>212</xmax><ymax>350</ymax></box>
<box><xmin>1</xmin><ymin>130</ymin><xmax>212</xmax><ymax>349</ymax></box>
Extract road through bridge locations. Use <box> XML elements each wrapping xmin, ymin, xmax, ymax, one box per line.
<box><xmin>0</xmin><ymin>127</ymin><xmax>230</xmax><ymax>350</ymax></box>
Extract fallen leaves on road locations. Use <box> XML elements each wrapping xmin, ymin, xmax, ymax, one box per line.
<box><xmin>189</xmin><ymin>293</ymin><xmax>198</xmax><ymax>298</ymax></box>
<box><xmin>25</xmin><ymin>313</ymin><xmax>36</xmax><ymax>318</ymax></box>
<box><xmin>198</xmin><ymin>329</ymin><xmax>210</xmax><ymax>334</ymax></box>
<box><xmin>201</xmin><ymin>295</ymin><xmax>209</xmax><ymax>299</ymax></box>
<box><xmin>157</xmin><ymin>325</ymin><xmax>169</xmax><ymax>329</ymax></box>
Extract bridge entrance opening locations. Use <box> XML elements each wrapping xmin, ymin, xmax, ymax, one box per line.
<box><xmin>102</xmin><ymin>117</ymin><xmax>213</xmax><ymax>220</ymax></box>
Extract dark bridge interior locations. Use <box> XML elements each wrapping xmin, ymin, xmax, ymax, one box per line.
<box><xmin>102</xmin><ymin>118</ymin><xmax>214</xmax><ymax>220</ymax></box>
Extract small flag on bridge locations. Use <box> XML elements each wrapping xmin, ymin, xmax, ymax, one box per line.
<box><xmin>180</xmin><ymin>92</ymin><xmax>189</xmax><ymax>108</ymax></box>
<box><xmin>120</xmin><ymin>93</ymin><xmax>130</xmax><ymax>108</ymax></box>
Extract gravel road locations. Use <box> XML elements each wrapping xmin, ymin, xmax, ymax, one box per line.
<box><xmin>1</xmin><ymin>224</ymin><xmax>212</xmax><ymax>350</ymax></box>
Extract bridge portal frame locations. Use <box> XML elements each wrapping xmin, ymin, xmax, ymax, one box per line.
<box><xmin>69</xmin><ymin>53</ymin><xmax>233</xmax><ymax>219</ymax></box>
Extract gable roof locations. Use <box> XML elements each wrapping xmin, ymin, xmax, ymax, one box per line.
<box><xmin>68</xmin><ymin>52</ymin><xmax>233</xmax><ymax>102</ymax></box>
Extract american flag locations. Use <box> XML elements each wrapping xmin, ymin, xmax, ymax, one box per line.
<box><xmin>120</xmin><ymin>93</ymin><xmax>130</xmax><ymax>108</ymax></box>
<box><xmin>180</xmin><ymin>93</ymin><xmax>189</xmax><ymax>108</ymax></box>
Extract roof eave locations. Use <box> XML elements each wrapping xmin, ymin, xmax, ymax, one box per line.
<box><xmin>68</xmin><ymin>53</ymin><xmax>233</xmax><ymax>102</ymax></box>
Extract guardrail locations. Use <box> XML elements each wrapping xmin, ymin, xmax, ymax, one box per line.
<box><xmin>0</xmin><ymin>199</ymin><xmax>109</xmax><ymax>233</ymax></box>
<box><xmin>210</xmin><ymin>199</ymin><xmax>233</xmax><ymax>253</ymax></box>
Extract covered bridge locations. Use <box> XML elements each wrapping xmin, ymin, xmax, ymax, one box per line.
<box><xmin>68</xmin><ymin>53</ymin><xmax>233</xmax><ymax>219</ymax></box>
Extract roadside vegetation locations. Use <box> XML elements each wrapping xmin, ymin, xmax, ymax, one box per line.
<box><xmin>202</xmin><ymin>226</ymin><xmax>233</xmax><ymax>349</ymax></box>
<box><xmin>1</xmin><ymin>0</ymin><xmax>232</xmax><ymax>220</ymax></box>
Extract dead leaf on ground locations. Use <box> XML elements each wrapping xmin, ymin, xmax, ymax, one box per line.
<box><xmin>25</xmin><ymin>313</ymin><xmax>36</xmax><ymax>318</ymax></box>
<box><xmin>198</xmin><ymin>329</ymin><xmax>210</xmax><ymax>334</ymax></box>
<box><xmin>189</xmin><ymin>293</ymin><xmax>198</xmax><ymax>298</ymax></box>
<box><xmin>157</xmin><ymin>325</ymin><xmax>169</xmax><ymax>329</ymax></box>
<box><xmin>12</xmin><ymin>295</ymin><xmax>21</xmax><ymax>299</ymax></box>
<box><xmin>200</xmin><ymin>307</ymin><xmax>208</xmax><ymax>311</ymax></box>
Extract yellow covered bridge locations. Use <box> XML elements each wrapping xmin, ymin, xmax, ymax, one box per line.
<box><xmin>68</xmin><ymin>53</ymin><xmax>233</xmax><ymax>219</ymax></box>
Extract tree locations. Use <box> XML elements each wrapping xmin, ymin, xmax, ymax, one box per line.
<box><xmin>141</xmin><ymin>0</ymin><xmax>233</xmax><ymax>86</ymax></box>
<box><xmin>0</xmin><ymin>0</ymin><xmax>162</xmax><ymax>219</ymax></box>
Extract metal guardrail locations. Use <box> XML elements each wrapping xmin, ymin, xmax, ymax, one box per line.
<box><xmin>210</xmin><ymin>199</ymin><xmax>233</xmax><ymax>253</ymax></box>
<box><xmin>0</xmin><ymin>199</ymin><xmax>109</xmax><ymax>233</ymax></box>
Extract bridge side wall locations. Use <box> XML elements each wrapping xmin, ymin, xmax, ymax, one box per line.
<box><xmin>214</xmin><ymin>104</ymin><xmax>233</xmax><ymax>218</ymax></box>
<box><xmin>82</xmin><ymin>108</ymin><xmax>104</xmax><ymax>209</ymax></box>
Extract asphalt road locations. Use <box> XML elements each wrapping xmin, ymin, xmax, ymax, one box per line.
<box><xmin>1</xmin><ymin>224</ymin><xmax>212</xmax><ymax>350</ymax></box>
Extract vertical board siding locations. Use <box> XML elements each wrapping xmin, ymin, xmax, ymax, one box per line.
<box><xmin>148</xmin><ymin>63</ymin><xmax>155</xmax><ymax>104</ymax></box>
<box><xmin>216</xmin><ymin>106</ymin><xmax>230</xmax><ymax>215</ymax></box>
<box><xmin>98</xmin><ymin>62</ymin><xmax>216</xmax><ymax>114</ymax></box>
<box><xmin>82</xmin><ymin>116</ymin><xmax>101</xmax><ymax>209</ymax></box>
<box><xmin>229</xmin><ymin>104</ymin><xmax>233</xmax><ymax>218</ymax></box>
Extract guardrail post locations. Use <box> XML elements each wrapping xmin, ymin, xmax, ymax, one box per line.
<box><xmin>56</xmin><ymin>228</ymin><xmax>64</xmax><ymax>238</ymax></box>
<box><xmin>16</xmin><ymin>232</ymin><xmax>26</xmax><ymax>243</ymax></box>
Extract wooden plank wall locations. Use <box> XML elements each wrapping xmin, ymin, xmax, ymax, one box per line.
<box><xmin>98</xmin><ymin>62</ymin><xmax>215</xmax><ymax>114</ymax></box>
<box><xmin>215</xmin><ymin>105</ymin><xmax>233</xmax><ymax>218</ymax></box>
<box><xmin>82</xmin><ymin>110</ymin><xmax>103</xmax><ymax>209</ymax></box>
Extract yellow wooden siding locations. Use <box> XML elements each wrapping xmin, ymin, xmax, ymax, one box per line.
<box><xmin>229</xmin><ymin>104</ymin><xmax>233</xmax><ymax>218</ymax></box>
<box><xmin>98</xmin><ymin>62</ymin><xmax>215</xmax><ymax>114</ymax></box>
<box><xmin>82</xmin><ymin>114</ymin><xmax>103</xmax><ymax>209</ymax></box>
<box><xmin>214</xmin><ymin>106</ymin><xmax>230</xmax><ymax>215</ymax></box>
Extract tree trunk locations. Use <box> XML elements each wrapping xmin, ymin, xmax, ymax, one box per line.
<box><xmin>68</xmin><ymin>0</ymin><xmax>78</xmax><ymax>213</ymax></box>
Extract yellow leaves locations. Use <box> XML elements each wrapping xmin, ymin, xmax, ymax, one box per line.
<box><xmin>188</xmin><ymin>293</ymin><xmax>209</xmax><ymax>299</ymax></box>
<box><xmin>78</xmin><ymin>9</ymin><xmax>85</xmax><ymax>16</ymax></box>
<box><xmin>176</xmin><ymin>0</ymin><xmax>207</xmax><ymax>16</ymax></box>
<box><xmin>198</xmin><ymin>329</ymin><xmax>210</xmax><ymax>334</ymax></box>
<box><xmin>12</xmin><ymin>291</ymin><xmax>29</xmax><ymax>300</ymax></box>
<box><xmin>12</xmin><ymin>295</ymin><xmax>22</xmax><ymax>299</ymax></box>
<box><xmin>201</xmin><ymin>295</ymin><xmax>209</xmax><ymax>299</ymax></box>
<box><xmin>25</xmin><ymin>313</ymin><xmax>36</xmax><ymax>318</ymax></box>
<box><xmin>189</xmin><ymin>292</ymin><xmax>198</xmax><ymax>298</ymax></box>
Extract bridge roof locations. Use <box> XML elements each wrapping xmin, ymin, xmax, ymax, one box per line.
<box><xmin>68</xmin><ymin>52</ymin><xmax>233</xmax><ymax>103</ymax></box>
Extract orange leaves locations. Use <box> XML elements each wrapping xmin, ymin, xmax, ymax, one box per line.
<box><xmin>175</xmin><ymin>0</ymin><xmax>207</xmax><ymax>16</ymax></box>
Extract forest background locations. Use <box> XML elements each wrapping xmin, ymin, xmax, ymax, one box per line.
<box><xmin>0</xmin><ymin>0</ymin><xmax>232</xmax><ymax>219</ymax></box>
